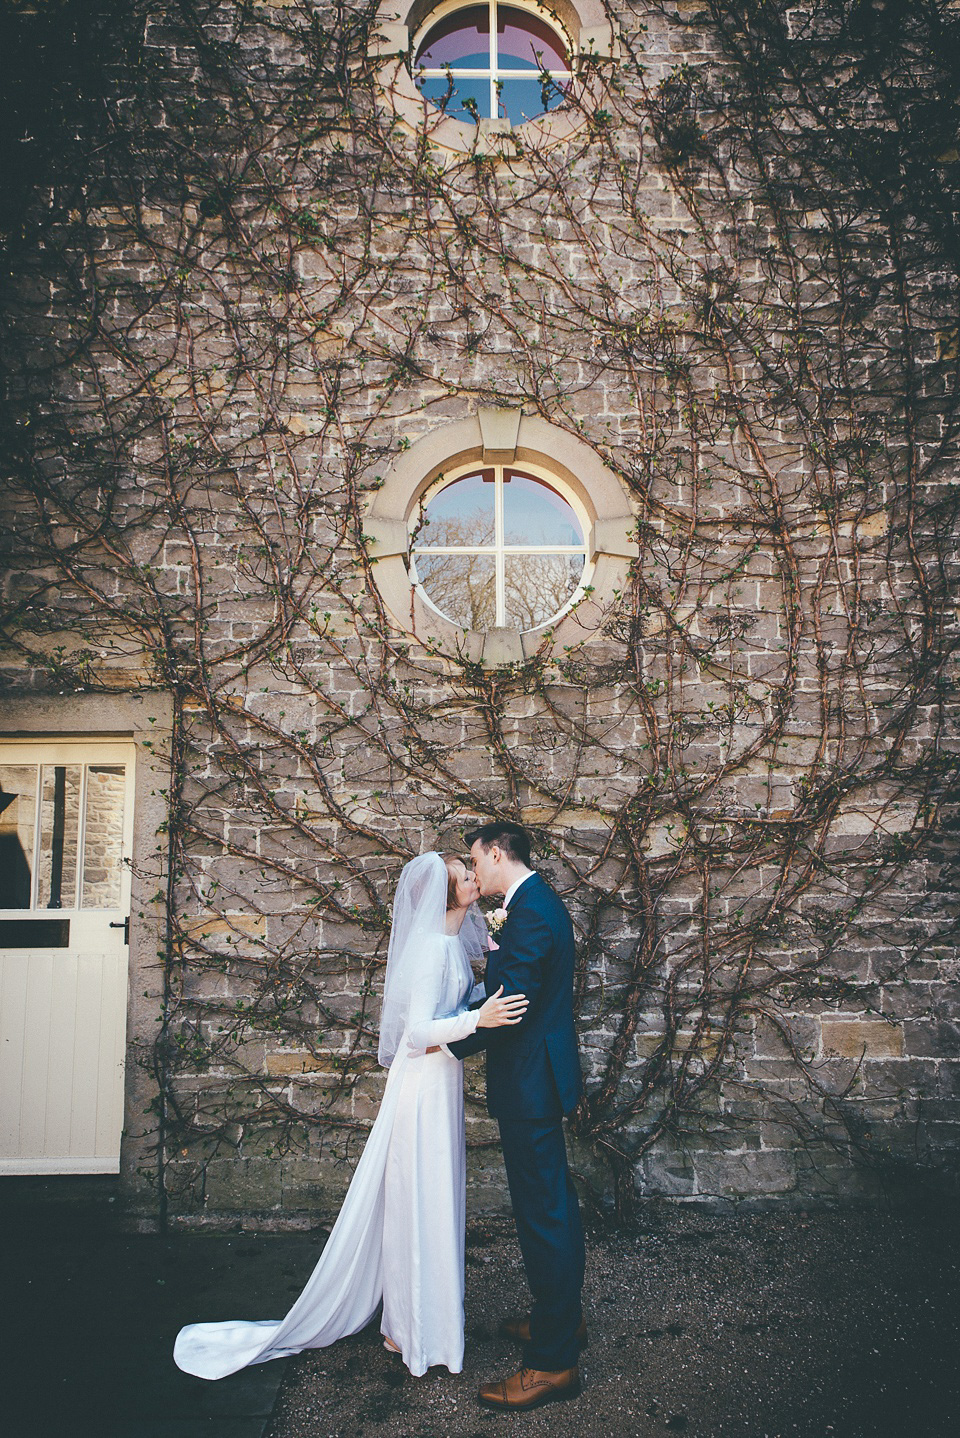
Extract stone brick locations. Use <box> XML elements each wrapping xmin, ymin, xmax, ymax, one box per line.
<box><xmin>182</xmin><ymin>914</ymin><xmax>268</xmax><ymax>941</ymax></box>
<box><xmin>820</xmin><ymin>1019</ymin><xmax>905</xmax><ymax>1060</ymax></box>
<box><xmin>694</xmin><ymin>1150</ymin><xmax>797</xmax><ymax>1197</ymax></box>
<box><xmin>204</xmin><ymin>1159</ymin><xmax>283</xmax><ymax>1212</ymax></box>
<box><xmin>281</xmin><ymin>1158</ymin><xmax>351</xmax><ymax>1214</ymax></box>
<box><xmin>901</xmin><ymin>1020</ymin><xmax>960</xmax><ymax>1058</ymax></box>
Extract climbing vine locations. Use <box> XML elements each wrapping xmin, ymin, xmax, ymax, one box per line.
<box><xmin>1</xmin><ymin>0</ymin><xmax>958</xmax><ymax>1218</ymax></box>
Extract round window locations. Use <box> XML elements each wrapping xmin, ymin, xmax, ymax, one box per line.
<box><xmin>410</xmin><ymin>465</ymin><xmax>589</xmax><ymax>632</ymax></box>
<box><xmin>413</xmin><ymin>1</ymin><xmax>574</xmax><ymax>126</ymax></box>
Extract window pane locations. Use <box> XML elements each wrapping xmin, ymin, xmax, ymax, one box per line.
<box><xmin>0</xmin><ymin>765</ymin><xmax>37</xmax><ymax>909</ymax></box>
<box><xmin>81</xmin><ymin>765</ymin><xmax>126</xmax><ymax>910</ymax></box>
<box><xmin>503</xmin><ymin>472</ymin><xmax>584</xmax><ymax>546</ymax></box>
<box><xmin>417</xmin><ymin>472</ymin><xmax>495</xmax><ymax>547</ymax></box>
<box><xmin>505</xmin><ymin>553</ymin><xmax>584</xmax><ymax>629</ymax></box>
<box><xmin>498</xmin><ymin>7</ymin><xmax>569</xmax><ymax>71</ymax></box>
<box><xmin>415</xmin><ymin>5</ymin><xmax>490</xmax><ymax>66</ymax></box>
<box><xmin>36</xmin><ymin>764</ymin><xmax>81</xmax><ymax>910</ymax></box>
<box><xmin>415</xmin><ymin>552</ymin><xmax>496</xmax><ymax>630</ymax></box>
<box><xmin>416</xmin><ymin>73</ymin><xmax>492</xmax><ymax>122</ymax></box>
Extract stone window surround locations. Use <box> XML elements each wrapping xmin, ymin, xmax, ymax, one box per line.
<box><xmin>368</xmin><ymin>0</ymin><xmax>619</xmax><ymax>154</ymax></box>
<box><xmin>363</xmin><ymin>409</ymin><xmax>639</xmax><ymax>665</ymax></box>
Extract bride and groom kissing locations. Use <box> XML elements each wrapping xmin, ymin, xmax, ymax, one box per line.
<box><xmin>175</xmin><ymin>821</ymin><xmax>586</xmax><ymax>1412</ymax></box>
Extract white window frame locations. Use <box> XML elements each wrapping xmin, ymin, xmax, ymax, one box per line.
<box><xmin>410</xmin><ymin>462</ymin><xmax>594</xmax><ymax>631</ymax></box>
<box><xmin>412</xmin><ymin>0</ymin><xmax>575</xmax><ymax>124</ymax></box>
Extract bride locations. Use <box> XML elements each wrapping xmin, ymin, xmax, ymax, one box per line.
<box><xmin>174</xmin><ymin>850</ymin><xmax>527</xmax><ymax>1379</ymax></box>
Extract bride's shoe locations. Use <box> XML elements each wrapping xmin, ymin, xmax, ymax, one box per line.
<box><xmin>383</xmin><ymin>1335</ymin><xmax>401</xmax><ymax>1354</ymax></box>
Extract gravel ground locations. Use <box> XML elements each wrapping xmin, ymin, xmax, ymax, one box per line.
<box><xmin>266</xmin><ymin>1208</ymin><xmax>960</xmax><ymax>1438</ymax></box>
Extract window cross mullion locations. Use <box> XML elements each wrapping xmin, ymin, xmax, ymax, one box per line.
<box><xmin>489</xmin><ymin>0</ymin><xmax>498</xmax><ymax>121</ymax></box>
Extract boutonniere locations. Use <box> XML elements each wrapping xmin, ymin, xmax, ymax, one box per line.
<box><xmin>486</xmin><ymin>906</ymin><xmax>509</xmax><ymax>935</ymax></box>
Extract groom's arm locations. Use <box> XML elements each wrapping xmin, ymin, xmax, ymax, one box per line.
<box><xmin>447</xmin><ymin>911</ymin><xmax>550</xmax><ymax>1060</ymax></box>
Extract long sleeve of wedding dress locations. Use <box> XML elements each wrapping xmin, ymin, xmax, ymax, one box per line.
<box><xmin>405</xmin><ymin>949</ymin><xmax>480</xmax><ymax>1050</ymax></box>
<box><xmin>174</xmin><ymin>931</ymin><xmax>476</xmax><ymax>1382</ymax></box>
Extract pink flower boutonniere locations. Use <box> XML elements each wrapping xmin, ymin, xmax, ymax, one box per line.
<box><xmin>486</xmin><ymin>906</ymin><xmax>509</xmax><ymax>936</ymax></box>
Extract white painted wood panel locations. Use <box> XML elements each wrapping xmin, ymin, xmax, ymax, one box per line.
<box><xmin>0</xmin><ymin>948</ymin><xmax>128</xmax><ymax>1172</ymax></box>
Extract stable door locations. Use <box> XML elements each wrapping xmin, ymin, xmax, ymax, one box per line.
<box><xmin>0</xmin><ymin>741</ymin><xmax>135</xmax><ymax>1173</ymax></box>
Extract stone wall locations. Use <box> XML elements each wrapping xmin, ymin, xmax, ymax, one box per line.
<box><xmin>0</xmin><ymin>0</ymin><xmax>957</xmax><ymax>1228</ymax></box>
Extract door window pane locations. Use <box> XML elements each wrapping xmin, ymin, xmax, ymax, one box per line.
<box><xmin>0</xmin><ymin>765</ymin><xmax>37</xmax><ymax>909</ymax></box>
<box><xmin>503</xmin><ymin>473</ymin><xmax>584</xmax><ymax>545</ymax></box>
<box><xmin>415</xmin><ymin>552</ymin><xmax>496</xmax><ymax>629</ymax></box>
<box><xmin>36</xmin><ymin>764</ymin><xmax>81</xmax><ymax>910</ymax></box>
<box><xmin>81</xmin><ymin>765</ymin><xmax>127</xmax><ymax>910</ymax></box>
<box><xmin>504</xmin><ymin>553</ymin><xmax>584</xmax><ymax>629</ymax></box>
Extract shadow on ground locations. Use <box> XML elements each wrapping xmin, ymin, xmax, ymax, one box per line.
<box><xmin>2</xmin><ymin>1179</ymin><xmax>959</xmax><ymax>1438</ymax></box>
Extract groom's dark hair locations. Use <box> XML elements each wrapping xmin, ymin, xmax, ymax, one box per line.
<box><xmin>465</xmin><ymin>821</ymin><xmax>532</xmax><ymax>867</ymax></box>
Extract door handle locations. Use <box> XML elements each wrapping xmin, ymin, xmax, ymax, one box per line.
<box><xmin>109</xmin><ymin>917</ymin><xmax>130</xmax><ymax>944</ymax></box>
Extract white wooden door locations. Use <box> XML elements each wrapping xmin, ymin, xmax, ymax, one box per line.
<box><xmin>0</xmin><ymin>740</ymin><xmax>135</xmax><ymax>1173</ymax></box>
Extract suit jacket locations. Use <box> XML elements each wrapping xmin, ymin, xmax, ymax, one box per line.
<box><xmin>448</xmin><ymin>872</ymin><xmax>583</xmax><ymax>1120</ymax></box>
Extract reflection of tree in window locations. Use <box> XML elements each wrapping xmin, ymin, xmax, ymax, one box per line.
<box><xmin>411</xmin><ymin>468</ymin><xmax>586</xmax><ymax>631</ymax></box>
<box><xmin>505</xmin><ymin>554</ymin><xmax>584</xmax><ymax>630</ymax></box>
<box><xmin>415</xmin><ymin>511</ymin><xmax>495</xmax><ymax>549</ymax></box>
<box><xmin>415</xmin><ymin>553</ymin><xmax>496</xmax><ymax>630</ymax></box>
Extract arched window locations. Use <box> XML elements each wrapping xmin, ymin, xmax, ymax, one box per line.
<box><xmin>411</xmin><ymin>465</ymin><xmax>590</xmax><ymax>631</ymax></box>
<box><xmin>412</xmin><ymin>2</ymin><xmax>574</xmax><ymax>126</ymax></box>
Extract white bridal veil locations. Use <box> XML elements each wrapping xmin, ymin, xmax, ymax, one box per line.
<box><xmin>377</xmin><ymin>852</ymin><xmax>488</xmax><ymax>1067</ymax></box>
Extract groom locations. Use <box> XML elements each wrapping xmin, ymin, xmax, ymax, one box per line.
<box><xmin>446</xmin><ymin>821</ymin><xmax>586</xmax><ymax>1410</ymax></box>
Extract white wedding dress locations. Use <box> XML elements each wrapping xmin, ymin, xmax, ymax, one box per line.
<box><xmin>174</xmin><ymin>866</ymin><xmax>484</xmax><ymax>1381</ymax></box>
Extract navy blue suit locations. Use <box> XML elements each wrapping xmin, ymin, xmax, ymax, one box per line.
<box><xmin>448</xmin><ymin>872</ymin><xmax>585</xmax><ymax>1370</ymax></box>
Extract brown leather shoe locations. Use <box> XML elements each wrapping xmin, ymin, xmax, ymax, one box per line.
<box><xmin>478</xmin><ymin>1365</ymin><xmax>581</xmax><ymax>1411</ymax></box>
<box><xmin>499</xmin><ymin>1315</ymin><xmax>589</xmax><ymax>1349</ymax></box>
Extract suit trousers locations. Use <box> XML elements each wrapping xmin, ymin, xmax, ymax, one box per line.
<box><xmin>498</xmin><ymin>1115</ymin><xmax>585</xmax><ymax>1371</ymax></box>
